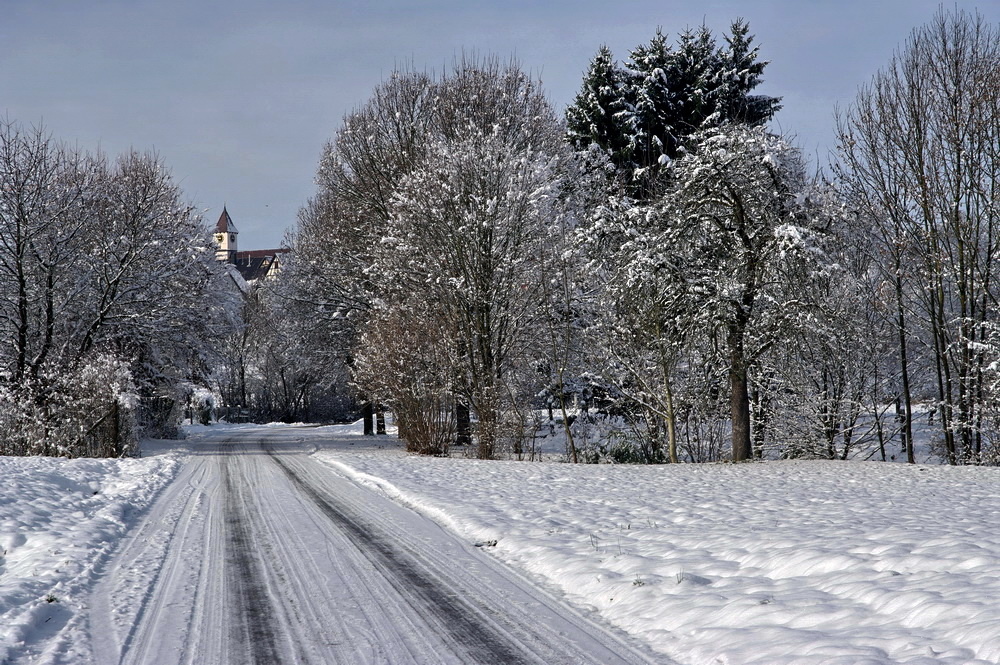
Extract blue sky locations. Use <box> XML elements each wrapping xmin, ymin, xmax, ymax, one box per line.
<box><xmin>2</xmin><ymin>1</ymin><xmax>997</xmax><ymax>249</ymax></box>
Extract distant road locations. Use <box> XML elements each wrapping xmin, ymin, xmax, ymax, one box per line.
<box><xmin>87</xmin><ymin>426</ymin><xmax>664</xmax><ymax>665</ymax></box>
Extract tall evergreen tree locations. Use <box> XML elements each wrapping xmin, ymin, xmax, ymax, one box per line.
<box><xmin>669</xmin><ymin>26</ymin><xmax>723</xmax><ymax>132</ymax></box>
<box><xmin>565</xmin><ymin>45</ymin><xmax>631</xmax><ymax>165</ymax></box>
<box><xmin>625</xmin><ymin>27</ymin><xmax>676</xmax><ymax>193</ymax></box>
<box><xmin>717</xmin><ymin>19</ymin><xmax>782</xmax><ymax>126</ymax></box>
<box><xmin>566</xmin><ymin>20</ymin><xmax>781</xmax><ymax>197</ymax></box>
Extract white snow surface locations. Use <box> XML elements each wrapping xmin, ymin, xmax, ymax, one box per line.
<box><xmin>1</xmin><ymin>422</ymin><xmax>998</xmax><ymax>664</ymax></box>
<box><xmin>310</xmin><ymin>426</ymin><xmax>1000</xmax><ymax>665</ymax></box>
<box><xmin>0</xmin><ymin>451</ymin><xmax>180</xmax><ymax>663</ymax></box>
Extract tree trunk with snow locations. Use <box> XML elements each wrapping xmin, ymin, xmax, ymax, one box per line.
<box><xmin>728</xmin><ymin>326</ymin><xmax>753</xmax><ymax>462</ymax></box>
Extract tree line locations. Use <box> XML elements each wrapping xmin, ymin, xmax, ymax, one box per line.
<box><xmin>6</xmin><ymin>8</ymin><xmax>997</xmax><ymax>465</ymax></box>
<box><xmin>0</xmin><ymin>122</ymin><xmax>229</xmax><ymax>457</ymax></box>
<box><xmin>274</xmin><ymin>8</ymin><xmax>1000</xmax><ymax>465</ymax></box>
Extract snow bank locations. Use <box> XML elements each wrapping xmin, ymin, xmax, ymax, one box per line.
<box><xmin>0</xmin><ymin>453</ymin><xmax>180</xmax><ymax>663</ymax></box>
<box><xmin>318</xmin><ymin>447</ymin><xmax>1000</xmax><ymax>665</ymax></box>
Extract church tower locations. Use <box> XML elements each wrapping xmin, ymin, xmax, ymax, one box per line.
<box><xmin>214</xmin><ymin>206</ymin><xmax>238</xmax><ymax>262</ymax></box>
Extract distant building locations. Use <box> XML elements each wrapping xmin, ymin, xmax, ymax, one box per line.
<box><xmin>213</xmin><ymin>206</ymin><xmax>288</xmax><ymax>284</ymax></box>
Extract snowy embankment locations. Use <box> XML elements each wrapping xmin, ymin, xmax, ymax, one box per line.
<box><xmin>313</xmin><ymin>431</ymin><xmax>1000</xmax><ymax>665</ymax></box>
<box><xmin>0</xmin><ymin>452</ymin><xmax>179</xmax><ymax>663</ymax></box>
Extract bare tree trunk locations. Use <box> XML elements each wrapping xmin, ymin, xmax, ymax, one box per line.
<box><xmin>895</xmin><ymin>275</ymin><xmax>916</xmax><ymax>464</ymax></box>
<box><xmin>730</xmin><ymin>367</ymin><xmax>752</xmax><ymax>462</ymax></box>
<box><xmin>664</xmin><ymin>379</ymin><xmax>678</xmax><ymax>464</ymax></box>
<box><xmin>361</xmin><ymin>401</ymin><xmax>374</xmax><ymax>436</ymax></box>
<box><xmin>729</xmin><ymin>326</ymin><xmax>752</xmax><ymax>462</ymax></box>
<box><xmin>557</xmin><ymin>384</ymin><xmax>579</xmax><ymax>464</ymax></box>
<box><xmin>456</xmin><ymin>401</ymin><xmax>471</xmax><ymax>446</ymax></box>
<box><xmin>111</xmin><ymin>401</ymin><xmax>121</xmax><ymax>458</ymax></box>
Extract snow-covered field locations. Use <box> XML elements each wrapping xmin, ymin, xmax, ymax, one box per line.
<box><xmin>1</xmin><ymin>422</ymin><xmax>998</xmax><ymax>664</ymax></box>
<box><xmin>0</xmin><ymin>452</ymin><xmax>180</xmax><ymax>663</ymax></box>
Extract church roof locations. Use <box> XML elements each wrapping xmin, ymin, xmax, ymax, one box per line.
<box><xmin>236</xmin><ymin>249</ymin><xmax>289</xmax><ymax>260</ymax></box>
<box><xmin>215</xmin><ymin>206</ymin><xmax>237</xmax><ymax>234</ymax></box>
<box><xmin>234</xmin><ymin>249</ymin><xmax>288</xmax><ymax>282</ymax></box>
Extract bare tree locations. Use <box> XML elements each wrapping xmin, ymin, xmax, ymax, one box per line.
<box><xmin>354</xmin><ymin>303</ymin><xmax>458</xmax><ymax>455</ymax></box>
<box><xmin>288</xmin><ymin>71</ymin><xmax>435</xmax><ymax>431</ymax></box>
<box><xmin>381</xmin><ymin>56</ymin><xmax>574</xmax><ymax>458</ymax></box>
<box><xmin>0</xmin><ymin>123</ymin><xmax>225</xmax><ymax>456</ymax></box>
<box><xmin>667</xmin><ymin>126</ymin><xmax>826</xmax><ymax>461</ymax></box>
<box><xmin>838</xmin><ymin>7</ymin><xmax>1000</xmax><ymax>464</ymax></box>
<box><xmin>0</xmin><ymin>122</ymin><xmax>94</xmax><ymax>385</ymax></box>
<box><xmin>581</xmin><ymin>195</ymin><xmax>691</xmax><ymax>463</ymax></box>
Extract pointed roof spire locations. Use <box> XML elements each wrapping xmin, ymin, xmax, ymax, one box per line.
<box><xmin>215</xmin><ymin>206</ymin><xmax>238</xmax><ymax>234</ymax></box>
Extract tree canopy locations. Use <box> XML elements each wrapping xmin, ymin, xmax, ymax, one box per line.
<box><xmin>566</xmin><ymin>20</ymin><xmax>781</xmax><ymax>197</ymax></box>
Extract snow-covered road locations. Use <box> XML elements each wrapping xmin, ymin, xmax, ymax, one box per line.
<box><xmin>86</xmin><ymin>427</ymin><xmax>659</xmax><ymax>665</ymax></box>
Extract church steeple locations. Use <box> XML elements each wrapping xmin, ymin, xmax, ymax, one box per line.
<box><xmin>213</xmin><ymin>206</ymin><xmax>238</xmax><ymax>262</ymax></box>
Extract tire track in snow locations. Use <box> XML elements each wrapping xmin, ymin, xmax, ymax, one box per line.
<box><xmin>220</xmin><ymin>452</ymin><xmax>283</xmax><ymax>665</ymax></box>
<box><xmin>89</xmin><ymin>428</ymin><xmax>663</xmax><ymax>665</ymax></box>
<box><xmin>114</xmin><ymin>483</ymin><xmax>202</xmax><ymax>665</ymax></box>
<box><xmin>90</xmin><ymin>456</ymin><xmax>216</xmax><ymax>665</ymax></box>
<box><xmin>267</xmin><ymin>451</ymin><xmax>535</xmax><ymax>665</ymax></box>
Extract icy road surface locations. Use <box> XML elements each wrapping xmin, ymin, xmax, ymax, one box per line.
<box><xmin>87</xmin><ymin>426</ymin><xmax>661</xmax><ymax>665</ymax></box>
